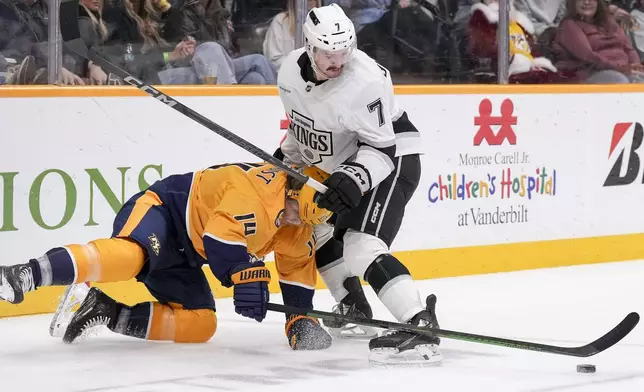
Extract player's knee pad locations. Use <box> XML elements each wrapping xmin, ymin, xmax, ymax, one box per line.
<box><xmin>363</xmin><ymin>254</ymin><xmax>423</xmax><ymax>323</ymax></box>
<box><xmin>342</xmin><ymin>230</ymin><xmax>389</xmax><ymax>278</ymax></box>
<box><xmin>67</xmin><ymin>238</ymin><xmax>145</xmax><ymax>284</ymax></box>
<box><xmin>173</xmin><ymin>308</ymin><xmax>218</xmax><ymax>343</ymax></box>
<box><xmin>363</xmin><ymin>253</ymin><xmax>411</xmax><ymax>295</ymax></box>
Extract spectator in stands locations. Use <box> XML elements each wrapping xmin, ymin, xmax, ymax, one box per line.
<box><xmin>514</xmin><ymin>0</ymin><xmax>567</xmax><ymax>38</ymax></box>
<box><xmin>630</xmin><ymin>0</ymin><xmax>644</xmax><ymax>56</ymax></box>
<box><xmin>327</xmin><ymin>0</ymin><xmax>437</xmax><ymax>73</ymax></box>
<box><xmin>78</xmin><ymin>0</ymin><xmax>274</xmax><ymax>85</ymax></box>
<box><xmin>160</xmin><ymin>0</ymin><xmax>276</xmax><ymax>84</ymax></box>
<box><xmin>78</xmin><ymin>0</ymin><xmax>112</xmax><ymax>84</ymax></box>
<box><xmin>553</xmin><ymin>0</ymin><xmax>644</xmax><ymax>83</ymax></box>
<box><xmin>0</xmin><ymin>0</ymin><xmax>85</xmax><ymax>84</ymax></box>
<box><xmin>262</xmin><ymin>0</ymin><xmax>320</xmax><ymax>71</ymax></box>
<box><xmin>78</xmin><ymin>0</ymin><xmax>183</xmax><ymax>84</ymax></box>
<box><xmin>515</xmin><ymin>0</ymin><xmax>630</xmax><ymax>52</ymax></box>
<box><xmin>467</xmin><ymin>0</ymin><xmax>570</xmax><ymax>82</ymax></box>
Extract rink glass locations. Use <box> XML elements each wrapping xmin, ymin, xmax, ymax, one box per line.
<box><xmin>0</xmin><ymin>0</ymin><xmax>574</xmax><ymax>86</ymax></box>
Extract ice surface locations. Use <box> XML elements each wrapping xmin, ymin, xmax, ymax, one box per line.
<box><xmin>1</xmin><ymin>260</ymin><xmax>643</xmax><ymax>392</ymax></box>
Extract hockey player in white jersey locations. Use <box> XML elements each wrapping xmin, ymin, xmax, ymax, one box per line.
<box><xmin>275</xmin><ymin>3</ymin><xmax>442</xmax><ymax>365</ymax></box>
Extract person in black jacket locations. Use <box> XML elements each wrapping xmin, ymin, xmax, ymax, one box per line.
<box><xmin>158</xmin><ymin>0</ymin><xmax>277</xmax><ymax>84</ymax></box>
<box><xmin>0</xmin><ymin>0</ymin><xmax>86</xmax><ymax>84</ymax></box>
<box><xmin>77</xmin><ymin>0</ymin><xmax>181</xmax><ymax>84</ymax></box>
<box><xmin>83</xmin><ymin>0</ymin><xmax>276</xmax><ymax>84</ymax></box>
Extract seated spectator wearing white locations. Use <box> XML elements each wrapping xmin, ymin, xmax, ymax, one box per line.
<box><xmin>514</xmin><ymin>0</ymin><xmax>567</xmax><ymax>38</ymax></box>
<box><xmin>262</xmin><ymin>0</ymin><xmax>321</xmax><ymax>71</ymax></box>
<box><xmin>467</xmin><ymin>0</ymin><xmax>571</xmax><ymax>83</ymax></box>
<box><xmin>159</xmin><ymin>0</ymin><xmax>277</xmax><ymax>84</ymax></box>
<box><xmin>0</xmin><ymin>0</ymin><xmax>85</xmax><ymax>84</ymax></box>
<box><xmin>553</xmin><ymin>0</ymin><xmax>644</xmax><ymax>83</ymax></box>
<box><xmin>630</xmin><ymin>0</ymin><xmax>644</xmax><ymax>56</ymax></box>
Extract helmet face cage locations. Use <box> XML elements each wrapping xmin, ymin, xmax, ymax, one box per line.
<box><xmin>303</xmin><ymin>5</ymin><xmax>356</xmax><ymax>75</ymax></box>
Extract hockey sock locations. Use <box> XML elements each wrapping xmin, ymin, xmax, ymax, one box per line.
<box><xmin>32</xmin><ymin>238</ymin><xmax>145</xmax><ymax>287</ymax></box>
<box><xmin>364</xmin><ymin>254</ymin><xmax>424</xmax><ymax>323</ymax></box>
<box><xmin>315</xmin><ymin>238</ymin><xmax>352</xmax><ymax>303</ymax></box>
<box><xmin>280</xmin><ymin>281</ymin><xmax>314</xmax><ymax>310</ymax></box>
<box><xmin>110</xmin><ymin>302</ymin><xmax>217</xmax><ymax>343</ymax></box>
<box><xmin>281</xmin><ymin>282</ymin><xmax>332</xmax><ymax>350</ymax></box>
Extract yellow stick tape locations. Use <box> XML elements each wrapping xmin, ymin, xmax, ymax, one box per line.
<box><xmin>1</xmin><ymin>233</ymin><xmax>643</xmax><ymax>318</ymax></box>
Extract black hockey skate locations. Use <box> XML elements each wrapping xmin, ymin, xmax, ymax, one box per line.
<box><xmin>63</xmin><ymin>287</ymin><xmax>121</xmax><ymax>344</ymax></box>
<box><xmin>0</xmin><ymin>263</ymin><xmax>35</xmax><ymax>304</ymax></box>
<box><xmin>323</xmin><ymin>276</ymin><xmax>378</xmax><ymax>339</ymax></box>
<box><xmin>368</xmin><ymin>294</ymin><xmax>443</xmax><ymax>367</ymax></box>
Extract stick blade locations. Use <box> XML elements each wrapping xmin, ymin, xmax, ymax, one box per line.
<box><xmin>571</xmin><ymin>312</ymin><xmax>640</xmax><ymax>357</ymax></box>
<box><xmin>59</xmin><ymin>0</ymin><xmax>81</xmax><ymax>42</ymax></box>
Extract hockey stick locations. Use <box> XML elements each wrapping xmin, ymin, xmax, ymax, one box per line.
<box><xmin>57</xmin><ymin>0</ymin><xmax>326</xmax><ymax>193</ymax></box>
<box><xmin>267</xmin><ymin>303</ymin><xmax>640</xmax><ymax>357</ymax></box>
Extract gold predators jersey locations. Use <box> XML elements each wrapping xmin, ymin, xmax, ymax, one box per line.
<box><xmin>186</xmin><ymin>162</ymin><xmax>314</xmax><ymax>287</ymax></box>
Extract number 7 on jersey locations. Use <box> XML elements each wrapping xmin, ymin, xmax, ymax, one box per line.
<box><xmin>367</xmin><ymin>98</ymin><xmax>385</xmax><ymax>127</ymax></box>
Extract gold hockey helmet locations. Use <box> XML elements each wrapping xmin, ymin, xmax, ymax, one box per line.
<box><xmin>287</xmin><ymin>166</ymin><xmax>332</xmax><ymax>226</ymax></box>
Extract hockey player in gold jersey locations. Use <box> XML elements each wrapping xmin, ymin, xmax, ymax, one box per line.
<box><xmin>0</xmin><ymin>162</ymin><xmax>333</xmax><ymax>350</ymax></box>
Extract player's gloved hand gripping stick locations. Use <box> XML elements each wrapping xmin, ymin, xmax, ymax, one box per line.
<box><xmin>57</xmin><ymin>0</ymin><xmax>327</xmax><ymax>195</ymax></box>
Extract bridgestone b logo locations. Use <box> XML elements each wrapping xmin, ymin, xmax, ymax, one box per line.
<box><xmin>604</xmin><ymin>122</ymin><xmax>643</xmax><ymax>186</ymax></box>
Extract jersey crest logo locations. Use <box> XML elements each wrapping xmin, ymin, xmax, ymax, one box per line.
<box><xmin>248</xmin><ymin>254</ymin><xmax>265</xmax><ymax>264</ymax></box>
<box><xmin>148</xmin><ymin>233</ymin><xmax>161</xmax><ymax>256</ymax></box>
<box><xmin>288</xmin><ymin>110</ymin><xmax>334</xmax><ymax>165</ymax></box>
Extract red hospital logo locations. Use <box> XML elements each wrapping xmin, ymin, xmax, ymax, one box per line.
<box><xmin>474</xmin><ymin>98</ymin><xmax>517</xmax><ymax>146</ymax></box>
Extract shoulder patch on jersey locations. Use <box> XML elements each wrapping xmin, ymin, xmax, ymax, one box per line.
<box><xmin>288</xmin><ymin>110</ymin><xmax>334</xmax><ymax>165</ymax></box>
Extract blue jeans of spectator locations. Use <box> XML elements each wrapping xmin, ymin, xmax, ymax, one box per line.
<box><xmin>158</xmin><ymin>42</ymin><xmax>276</xmax><ymax>85</ymax></box>
<box><xmin>584</xmin><ymin>70</ymin><xmax>643</xmax><ymax>84</ymax></box>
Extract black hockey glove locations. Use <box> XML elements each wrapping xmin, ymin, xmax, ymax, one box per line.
<box><xmin>229</xmin><ymin>262</ymin><xmax>271</xmax><ymax>322</ymax></box>
<box><xmin>316</xmin><ymin>166</ymin><xmax>366</xmax><ymax>215</ymax></box>
<box><xmin>273</xmin><ymin>147</ymin><xmax>285</xmax><ymax>161</ymax></box>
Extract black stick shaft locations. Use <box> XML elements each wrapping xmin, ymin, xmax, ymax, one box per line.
<box><xmin>268</xmin><ymin>303</ymin><xmax>639</xmax><ymax>358</ymax></box>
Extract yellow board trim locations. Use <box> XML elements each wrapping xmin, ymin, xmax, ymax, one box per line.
<box><xmin>1</xmin><ymin>233</ymin><xmax>643</xmax><ymax>318</ymax></box>
<box><xmin>3</xmin><ymin>84</ymin><xmax>644</xmax><ymax>98</ymax></box>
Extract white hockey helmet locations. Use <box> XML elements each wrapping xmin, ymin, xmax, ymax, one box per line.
<box><xmin>303</xmin><ymin>4</ymin><xmax>357</xmax><ymax>74</ymax></box>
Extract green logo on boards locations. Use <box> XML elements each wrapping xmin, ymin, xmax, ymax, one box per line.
<box><xmin>0</xmin><ymin>164</ymin><xmax>163</xmax><ymax>232</ymax></box>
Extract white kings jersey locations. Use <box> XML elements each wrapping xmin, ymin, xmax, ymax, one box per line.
<box><xmin>277</xmin><ymin>48</ymin><xmax>423</xmax><ymax>193</ymax></box>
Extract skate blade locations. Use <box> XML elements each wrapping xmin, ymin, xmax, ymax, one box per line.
<box><xmin>50</xmin><ymin>283</ymin><xmax>90</xmax><ymax>337</ymax></box>
<box><xmin>0</xmin><ymin>273</ymin><xmax>16</xmax><ymax>303</ymax></box>
<box><xmin>369</xmin><ymin>344</ymin><xmax>444</xmax><ymax>368</ymax></box>
<box><xmin>65</xmin><ymin>323</ymin><xmax>109</xmax><ymax>344</ymax></box>
<box><xmin>328</xmin><ymin>323</ymin><xmax>379</xmax><ymax>340</ymax></box>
